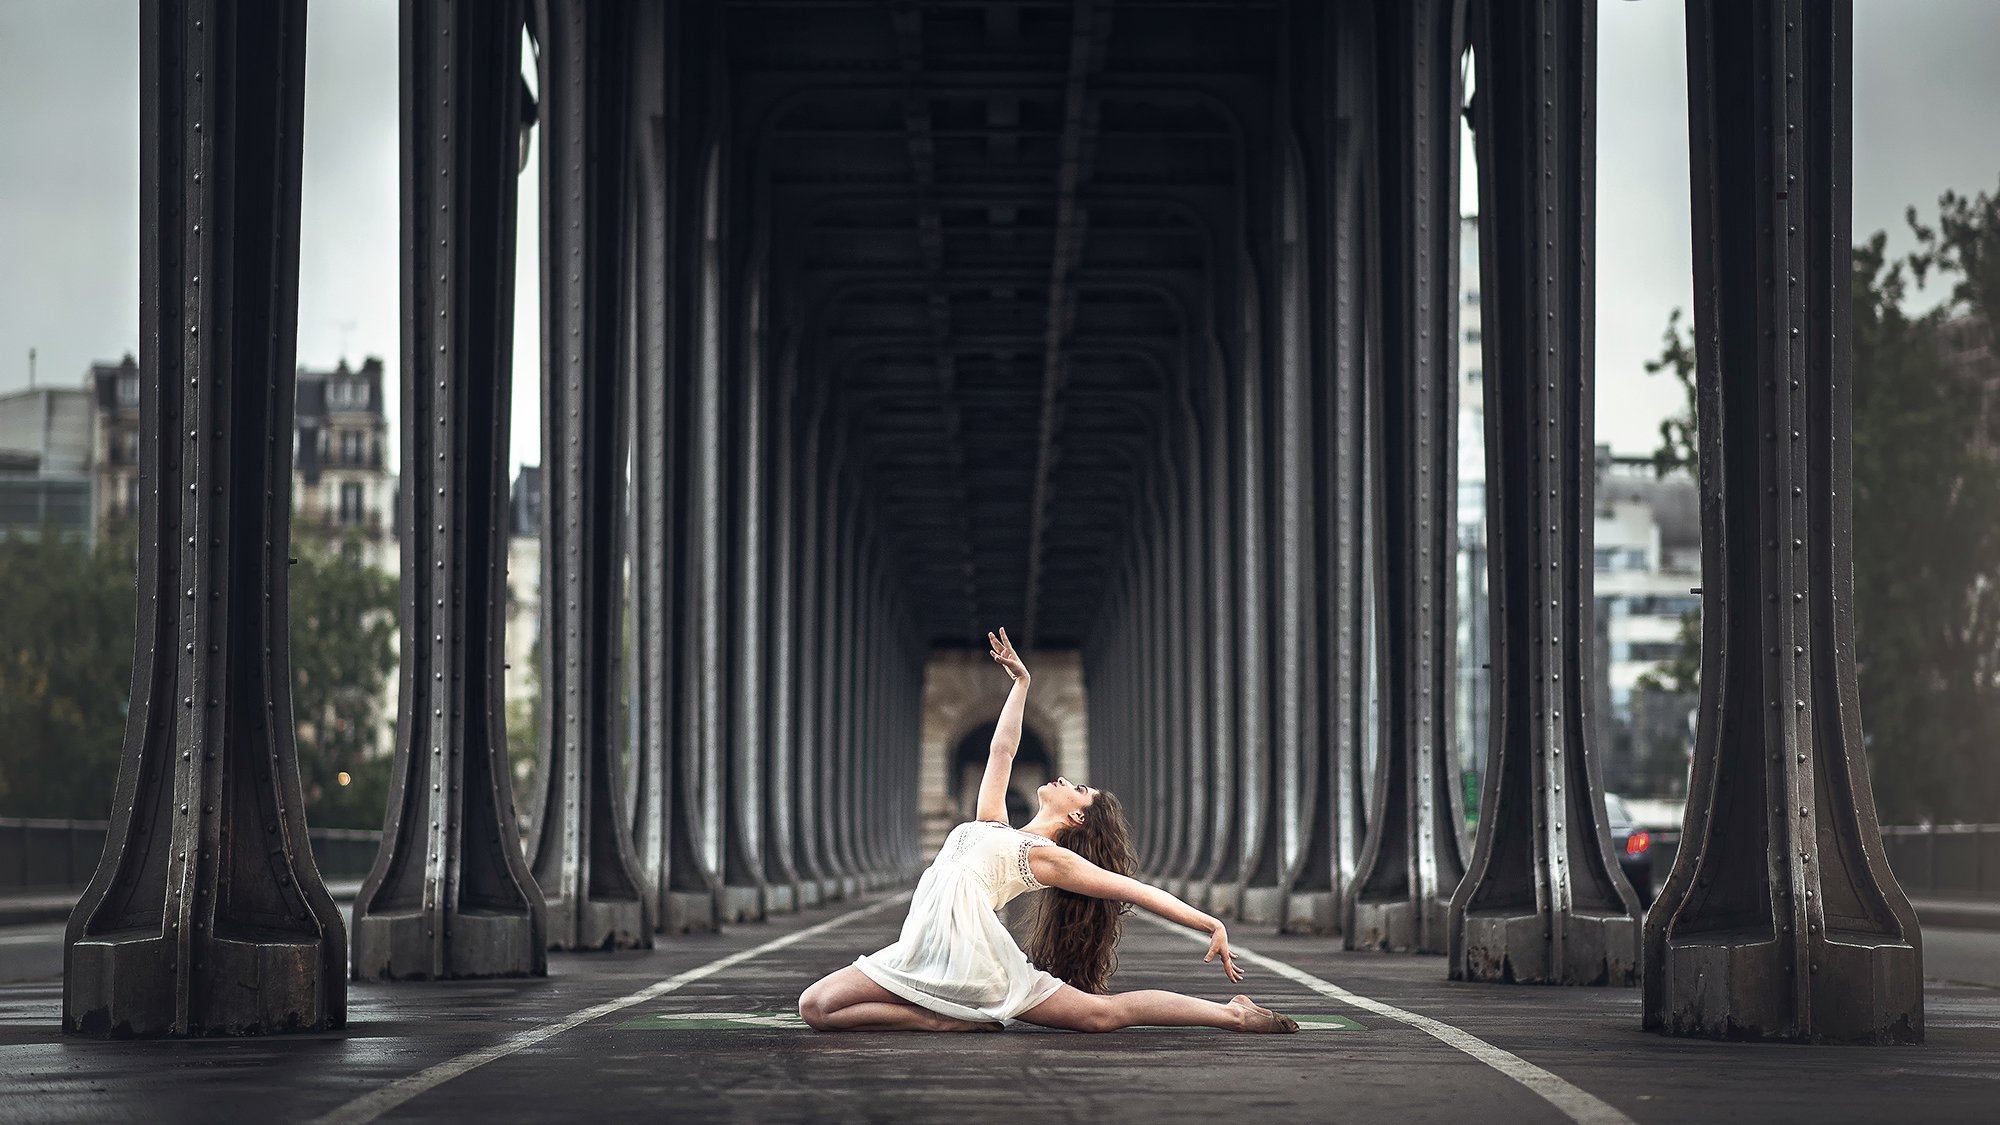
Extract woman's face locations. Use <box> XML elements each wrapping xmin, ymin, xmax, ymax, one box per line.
<box><xmin>1036</xmin><ymin>776</ymin><xmax>1098</xmax><ymax>819</ymax></box>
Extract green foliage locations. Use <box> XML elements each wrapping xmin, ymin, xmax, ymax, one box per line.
<box><xmin>287</xmin><ymin>534</ymin><xmax>399</xmax><ymax>828</ymax></box>
<box><xmin>0</xmin><ymin>527</ymin><xmax>135</xmax><ymax>818</ymax></box>
<box><xmin>1852</xmin><ymin>188</ymin><xmax>2000</xmax><ymax>824</ymax></box>
<box><xmin>1644</xmin><ymin>177</ymin><xmax>2000</xmax><ymax>823</ymax></box>
<box><xmin>1643</xmin><ymin>307</ymin><xmax>1699</xmax><ymax>481</ymax></box>
<box><xmin>1635</xmin><ymin>609</ymin><xmax>1701</xmax><ymax>699</ymax></box>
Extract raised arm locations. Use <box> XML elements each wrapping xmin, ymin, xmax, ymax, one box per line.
<box><xmin>974</xmin><ymin>628</ymin><xmax>1031</xmax><ymax>825</ymax></box>
<box><xmin>1028</xmin><ymin>847</ymin><xmax>1245</xmax><ymax>984</ymax></box>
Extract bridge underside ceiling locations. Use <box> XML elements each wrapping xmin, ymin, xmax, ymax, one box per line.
<box><xmin>733</xmin><ymin>0</ymin><xmax>1267</xmax><ymax>648</ymax></box>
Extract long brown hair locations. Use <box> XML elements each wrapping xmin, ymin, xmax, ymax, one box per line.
<box><xmin>1027</xmin><ymin>790</ymin><xmax>1133</xmax><ymax>994</ymax></box>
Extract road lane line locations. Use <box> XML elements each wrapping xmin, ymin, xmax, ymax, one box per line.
<box><xmin>0</xmin><ymin>932</ymin><xmax>62</xmax><ymax>946</ymax></box>
<box><xmin>1138</xmin><ymin>914</ymin><xmax>1636</xmax><ymax>1125</ymax></box>
<box><xmin>314</xmin><ymin>892</ymin><xmax>910</xmax><ymax>1125</ymax></box>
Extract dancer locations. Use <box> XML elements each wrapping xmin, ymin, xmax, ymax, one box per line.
<box><xmin>798</xmin><ymin>628</ymin><xmax>1299</xmax><ymax>1033</ymax></box>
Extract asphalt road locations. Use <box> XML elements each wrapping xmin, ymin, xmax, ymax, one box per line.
<box><xmin>1</xmin><ymin>895</ymin><xmax>1997</xmax><ymax>1124</ymax></box>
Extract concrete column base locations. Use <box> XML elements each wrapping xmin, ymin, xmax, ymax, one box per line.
<box><xmin>1237</xmin><ymin>886</ymin><xmax>1284</xmax><ymax>927</ymax></box>
<box><xmin>352</xmin><ymin>909</ymin><xmax>543</xmax><ymax>982</ymax></box>
<box><xmin>661</xmin><ymin>891</ymin><xmax>719</xmax><ymax>934</ymax></box>
<box><xmin>1454</xmin><ymin>910</ymin><xmax>1637</xmax><ymax>986</ymax></box>
<box><xmin>1650</xmin><ymin>930</ymin><xmax>1920</xmax><ymax>1043</ymax></box>
<box><xmin>548</xmin><ymin>898</ymin><xmax>650</xmax><ymax>951</ymax></box>
<box><xmin>721</xmin><ymin>886</ymin><xmax>764</xmax><ymax>923</ymax></box>
<box><xmin>1349</xmin><ymin>896</ymin><xmax>1448</xmax><ymax>954</ymax></box>
<box><xmin>1283</xmin><ymin>891</ymin><xmax>1339</xmax><ymax>935</ymax></box>
<box><xmin>764</xmin><ymin>884</ymin><xmax>797</xmax><ymax>915</ymax></box>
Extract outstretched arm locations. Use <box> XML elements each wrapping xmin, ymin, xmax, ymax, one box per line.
<box><xmin>1029</xmin><ymin>848</ymin><xmax>1245</xmax><ymax>984</ymax></box>
<box><xmin>974</xmin><ymin>628</ymin><xmax>1031</xmax><ymax>825</ymax></box>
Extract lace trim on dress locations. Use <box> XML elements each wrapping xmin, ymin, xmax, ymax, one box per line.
<box><xmin>1016</xmin><ymin>835</ymin><xmax>1047</xmax><ymax>889</ymax></box>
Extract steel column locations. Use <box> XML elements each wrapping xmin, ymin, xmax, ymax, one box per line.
<box><xmin>1644</xmin><ymin>0</ymin><xmax>1921</xmax><ymax>1042</ymax></box>
<box><xmin>1195</xmin><ymin>347</ymin><xmax>1237</xmax><ymax>908</ymax></box>
<box><xmin>764</xmin><ymin>338</ymin><xmax>805</xmax><ymax>911</ymax></box>
<box><xmin>525</xmin><ymin>0</ymin><xmax>651</xmax><ymax>951</ymax></box>
<box><xmin>1345</xmin><ymin>0</ymin><xmax>1469</xmax><ymax>953</ymax></box>
<box><xmin>631</xmin><ymin>0</ymin><xmax>722</xmax><ymax>938</ymax></box>
<box><xmin>720</xmin><ymin>252</ymin><xmax>772</xmax><ymax>919</ymax></box>
<box><xmin>64</xmin><ymin>0</ymin><xmax>344</xmax><ymax>1037</ymax></box>
<box><xmin>1447</xmin><ymin>0</ymin><xmax>1640</xmax><ymax>986</ymax></box>
<box><xmin>352</xmin><ymin>0</ymin><xmax>545</xmax><ymax>982</ymax></box>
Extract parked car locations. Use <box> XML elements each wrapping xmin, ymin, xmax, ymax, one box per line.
<box><xmin>1603</xmin><ymin>792</ymin><xmax>1654</xmax><ymax>904</ymax></box>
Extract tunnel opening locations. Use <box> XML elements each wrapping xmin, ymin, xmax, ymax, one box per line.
<box><xmin>949</xmin><ymin>722</ymin><xmax>1053</xmax><ymax>828</ymax></box>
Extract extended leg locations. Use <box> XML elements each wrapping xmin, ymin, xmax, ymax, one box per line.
<box><xmin>798</xmin><ymin>966</ymin><xmax>999</xmax><ymax>1032</ymax></box>
<box><xmin>1017</xmin><ymin>984</ymin><xmax>1293</xmax><ymax>1033</ymax></box>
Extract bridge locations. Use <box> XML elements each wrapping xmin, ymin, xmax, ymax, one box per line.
<box><xmin>4</xmin><ymin>0</ymin><xmax>1997</xmax><ymax>1121</ymax></box>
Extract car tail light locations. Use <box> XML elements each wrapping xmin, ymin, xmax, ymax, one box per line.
<box><xmin>1625</xmin><ymin>831</ymin><xmax>1651</xmax><ymax>857</ymax></box>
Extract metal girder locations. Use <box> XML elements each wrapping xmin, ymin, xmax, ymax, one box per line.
<box><xmin>889</xmin><ymin>0</ymin><xmax>983</xmax><ymax>640</ymax></box>
<box><xmin>65</xmin><ymin>0</ymin><xmax>345</xmax><ymax>1037</ymax></box>
<box><xmin>1448</xmin><ymin>0</ymin><xmax>1640</xmax><ymax>987</ymax></box>
<box><xmin>633</xmin><ymin>0</ymin><xmax>727</xmax><ymax>937</ymax></box>
<box><xmin>723</xmin><ymin>256</ymin><xmax>777</xmax><ymax>921</ymax></box>
<box><xmin>1644</xmin><ymin>0</ymin><xmax>1921</xmax><ymax>1043</ymax></box>
<box><xmin>352</xmin><ymin>0</ymin><xmax>546</xmax><ymax>983</ymax></box>
<box><xmin>1272</xmin><ymin>0</ymin><xmax>1370</xmax><ymax>936</ymax></box>
<box><xmin>1021</xmin><ymin>0</ymin><xmax>1112</xmax><ymax>651</ymax></box>
<box><xmin>1344</xmin><ymin>0</ymin><xmax>1468</xmax><ymax>954</ymax></box>
<box><xmin>525</xmin><ymin>0</ymin><xmax>652</xmax><ymax>951</ymax></box>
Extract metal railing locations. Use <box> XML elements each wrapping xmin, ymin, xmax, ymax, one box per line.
<box><xmin>0</xmin><ymin>817</ymin><xmax>381</xmax><ymax>892</ymax></box>
<box><xmin>1881</xmin><ymin>824</ymin><xmax>2000</xmax><ymax>899</ymax></box>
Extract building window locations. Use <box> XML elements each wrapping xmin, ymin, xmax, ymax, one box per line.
<box><xmin>339</xmin><ymin>481</ymin><xmax>365</xmax><ymax>524</ymax></box>
<box><xmin>339</xmin><ymin>430</ymin><xmax>364</xmax><ymax>465</ymax></box>
<box><xmin>122</xmin><ymin>475</ymin><xmax>140</xmax><ymax>515</ymax></box>
<box><xmin>1465</xmin><ymin>329</ymin><xmax>1481</xmax><ymax>344</ymax></box>
<box><xmin>328</xmin><ymin>379</ymin><xmax>368</xmax><ymax>411</ymax></box>
<box><xmin>118</xmin><ymin>375</ymin><xmax>138</xmax><ymax>406</ymax></box>
<box><xmin>1466</xmin><ymin>290</ymin><xmax>1480</xmax><ymax>306</ymax></box>
<box><xmin>1465</xmin><ymin>367</ymin><xmax>1482</xmax><ymax>383</ymax></box>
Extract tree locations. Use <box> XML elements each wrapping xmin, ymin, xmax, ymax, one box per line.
<box><xmin>0</xmin><ymin>527</ymin><xmax>134</xmax><ymax>818</ymax></box>
<box><xmin>288</xmin><ymin>534</ymin><xmax>399</xmax><ymax>828</ymax></box>
<box><xmin>1645</xmin><ymin>177</ymin><xmax>2000</xmax><ymax>824</ymax></box>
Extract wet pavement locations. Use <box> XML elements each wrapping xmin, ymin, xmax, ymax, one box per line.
<box><xmin>1</xmin><ymin>891</ymin><xmax>1996</xmax><ymax>1124</ymax></box>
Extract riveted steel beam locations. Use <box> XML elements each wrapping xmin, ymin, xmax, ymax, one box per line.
<box><xmin>719</xmin><ymin>251</ymin><xmax>774</xmax><ymax>922</ymax></box>
<box><xmin>1021</xmin><ymin>0</ymin><xmax>1112</xmax><ymax>651</ymax></box>
<box><xmin>525</xmin><ymin>0</ymin><xmax>651</xmax><ymax>952</ymax></box>
<box><xmin>1644</xmin><ymin>0</ymin><xmax>1921</xmax><ymax>1043</ymax></box>
<box><xmin>1447</xmin><ymin>0</ymin><xmax>1640</xmax><ymax>987</ymax></box>
<box><xmin>1344</xmin><ymin>0</ymin><xmax>1469</xmax><ymax>955</ymax></box>
<box><xmin>763</xmin><ymin>335</ymin><xmax>807</xmax><ymax>910</ymax></box>
<box><xmin>64</xmin><ymin>0</ymin><xmax>344</xmax><ymax>1037</ymax></box>
<box><xmin>1275</xmin><ymin>0</ymin><xmax>1369</xmax><ymax>936</ymax></box>
<box><xmin>352</xmin><ymin>0</ymin><xmax>546</xmax><ymax>983</ymax></box>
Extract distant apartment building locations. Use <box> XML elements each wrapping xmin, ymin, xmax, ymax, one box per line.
<box><xmin>505</xmin><ymin>465</ymin><xmax>542</xmax><ymax>707</ymax></box>
<box><xmin>78</xmin><ymin>355</ymin><xmax>396</xmax><ymax>568</ymax></box>
<box><xmin>1593</xmin><ymin>451</ymin><xmax>1701</xmax><ymax>794</ymax></box>
<box><xmin>0</xmin><ymin>384</ymin><xmax>97</xmax><ymax>539</ymax></box>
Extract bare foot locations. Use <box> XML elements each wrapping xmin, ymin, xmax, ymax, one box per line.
<box><xmin>1228</xmin><ymin>995</ymin><xmax>1300</xmax><ymax>1034</ymax></box>
<box><xmin>933</xmin><ymin>1015</ymin><xmax>1006</xmax><ymax>1032</ymax></box>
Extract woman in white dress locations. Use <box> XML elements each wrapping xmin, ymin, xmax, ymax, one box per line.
<box><xmin>798</xmin><ymin>629</ymin><xmax>1299</xmax><ymax>1034</ymax></box>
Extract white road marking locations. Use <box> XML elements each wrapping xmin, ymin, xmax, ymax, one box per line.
<box><xmin>313</xmin><ymin>893</ymin><xmax>910</xmax><ymax>1125</ymax></box>
<box><xmin>0</xmin><ymin>930</ymin><xmax>61</xmax><ymax>946</ymax></box>
<box><xmin>1138</xmin><ymin>914</ymin><xmax>1637</xmax><ymax>1125</ymax></box>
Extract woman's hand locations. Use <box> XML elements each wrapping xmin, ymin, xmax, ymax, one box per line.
<box><xmin>988</xmin><ymin>627</ymin><xmax>1030</xmax><ymax>683</ymax></box>
<box><xmin>1204</xmin><ymin>924</ymin><xmax>1244</xmax><ymax>984</ymax></box>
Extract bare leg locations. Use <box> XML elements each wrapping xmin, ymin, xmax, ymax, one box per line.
<box><xmin>1018</xmin><ymin>983</ymin><xmax>1293</xmax><ymax>1033</ymax></box>
<box><xmin>798</xmin><ymin>966</ymin><xmax>1001</xmax><ymax>1032</ymax></box>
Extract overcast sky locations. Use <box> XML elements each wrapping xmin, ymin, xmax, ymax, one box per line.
<box><xmin>2</xmin><ymin>0</ymin><xmax>1996</xmax><ymax>474</ymax></box>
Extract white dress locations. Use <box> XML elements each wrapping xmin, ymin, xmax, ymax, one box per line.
<box><xmin>853</xmin><ymin>820</ymin><xmax>1067</xmax><ymax>1024</ymax></box>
